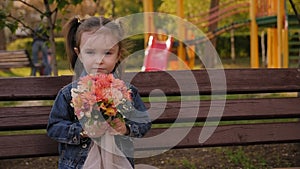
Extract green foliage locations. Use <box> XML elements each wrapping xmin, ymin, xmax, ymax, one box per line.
<box><xmin>224</xmin><ymin>147</ymin><xmax>267</xmax><ymax>169</ymax></box>
<box><xmin>217</xmin><ymin>35</ymin><xmax>250</xmax><ymax>58</ymax></box>
<box><xmin>102</xmin><ymin>0</ymin><xmax>144</xmax><ymax>17</ymax></box>
<box><xmin>0</xmin><ymin>10</ymin><xmax>7</xmax><ymax>29</ymax></box>
<box><xmin>0</xmin><ymin>10</ymin><xmax>18</xmax><ymax>32</ymax></box>
<box><xmin>124</xmin><ymin>34</ymin><xmax>145</xmax><ymax>70</ymax></box>
<box><xmin>7</xmin><ymin>37</ymin><xmax>66</xmax><ymax>61</ymax></box>
<box><xmin>7</xmin><ymin>38</ymin><xmax>31</xmax><ymax>51</ymax></box>
<box><xmin>159</xmin><ymin>0</ymin><xmax>210</xmax><ymax>15</ymax></box>
<box><xmin>52</xmin><ymin>0</ymin><xmax>83</xmax><ymax>10</ymax></box>
<box><xmin>181</xmin><ymin>158</ymin><xmax>197</xmax><ymax>169</ymax></box>
<box><xmin>0</xmin><ymin>101</ymin><xmax>18</xmax><ymax>107</ymax></box>
<box><xmin>1</xmin><ymin>0</ymin><xmax>85</xmax><ymax>42</ymax></box>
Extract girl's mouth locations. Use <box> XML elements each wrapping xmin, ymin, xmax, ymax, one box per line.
<box><xmin>97</xmin><ymin>68</ymin><xmax>106</xmax><ymax>73</ymax></box>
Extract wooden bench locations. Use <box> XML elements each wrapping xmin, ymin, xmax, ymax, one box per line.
<box><xmin>0</xmin><ymin>68</ymin><xmax>299</xmax><ymax>161</ymax></box>
<box><xmin>0</xmin><ymin>50</ymin><xmax>43</xmax><ymax>75</ymax></box>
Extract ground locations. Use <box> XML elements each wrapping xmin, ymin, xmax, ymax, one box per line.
<box><xmin>1</xmin><ymin>143</ymin><xmax>299</xmax><ymax>169</ymax></box>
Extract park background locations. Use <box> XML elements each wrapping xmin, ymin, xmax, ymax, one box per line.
<box><xmin>0</xmin><ymin>0</ymin><xmax>299</xmax><ymax>77</ymax></box>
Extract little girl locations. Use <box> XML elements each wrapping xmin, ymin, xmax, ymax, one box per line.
<box><xmin>47</xmin><ymin>16</ymin><xmax>151</xmax><ymax>169</ymax></box>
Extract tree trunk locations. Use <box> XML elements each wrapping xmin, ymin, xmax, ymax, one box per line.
<box><xmin>111</xmin><ymin>0</ymin><xmax>115</xmax><ymax>18</ymax></box>
<box><xmin>44</xmin><ymin>0</ymin><xmax>58</xmax><ymax>76</ymax></box>
<box><xmin>208</xmin><ymin>0</ymin><xmax>219</xmax><ymax>68</ymax></box>
<box><xmin>0</xmin><ymin>29</ymin><xmax>6</xmax><ymax>50</ymax></box>
<box><xmin>230</xmin><ymin>29</ymin><xmax>235</xmax><ymax>63</ymax></box>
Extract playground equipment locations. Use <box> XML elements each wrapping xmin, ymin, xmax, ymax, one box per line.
<box><xmin>143</xmin><ymin>0</ymin><xmax>300</xmax><ymax>69</ymax></box>
<box><xmin>288</xmin><ymin>0</ymin><xmax>300</xmax><ymax>67</ymax></box>
<box><xmin>142</xmin><ymin>0</ymin><xmax>192</xmax><ymax>70</ymax></box>
<box><xmin>141</xmin><ymin>35</ymin><xmax>173</xmax><ymax>71</ymax></box>
<box><xmin>252</xmin><ymin>0</ymin><xmax>300</xmax><ymax>68</ymax></box>
<box><xmin>252</xmin><ymin>0</ymin><xmax>288</xmax><ymax>68</ymax></box>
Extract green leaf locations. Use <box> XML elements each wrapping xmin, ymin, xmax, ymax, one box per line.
<box><xmin>6</xmin><ymin>21</ymin><xmax>18</xmax><ymax>33</ymax></box>
<box><xmin>56</xmin><ymin>0</ymin><xmax>69</xmax><ymax>10</ymax></box>
<box><xmin>72</xmin><ymin>0</ymin><xmax>83</xmax><ymax>5</ymax></box>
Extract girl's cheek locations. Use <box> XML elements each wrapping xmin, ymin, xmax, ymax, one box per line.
<box><xmin>82</xmin><ymin>60</ymin><xmax>93</xmax><ymax>73</ymax></box>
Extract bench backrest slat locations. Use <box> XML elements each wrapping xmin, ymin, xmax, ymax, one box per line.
<box><xmin>0</xmin><ymin>106</ymin><xmax>51</xmax><ymax>130</ymax></box>
<box><xmin>128</xmin><ymin>68</ymin><xmax>300</xmax><ymax>96</ymax></box>
<box><xmin>0</xmin><ymin>134</ymin><xmax>58</xmax><ymax>159</ymax></box>
<box><xmin>134</xmin><ymin>122</ymin><xmax>300</xmax><ymax>149</ymax></box>
<box><xmin>1</xmin><ymin>122</ymin><xmax>300</xmax><ymax>159</ymax></box>
<box><xmin>0</xmin><ymin>76</ymin><xmax>73</xmax><ymax>100</ymax></box>
<box><xmin>1</xmin><ymin>97</ymin><xmax>299</xmax><ymax>130</ymax></box>
<box><xmin>0</xmin><ymin>57</ymin><xmax>30</xmax><ymax>62</ymax></box>
<box><xmin>0</xmin><ymin>50</ymin><xmax>34</xmax><ymax>70</ymax></box>
<box><xmin>0</xmin><ymin>69</ymin><xmax>299</xmax><ymax>100</ymax></box>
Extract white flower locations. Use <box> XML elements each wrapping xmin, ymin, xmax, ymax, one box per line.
<box><xmin>71</xmin><ymin>88</ymin><xmax>79</xmax><ymax>98</ymax></box>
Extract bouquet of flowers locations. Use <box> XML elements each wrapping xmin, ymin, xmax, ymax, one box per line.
<box><xmin>71</xmin><ymin>73</ymin><xmax>133</xmax><ymax>137</ymax></box>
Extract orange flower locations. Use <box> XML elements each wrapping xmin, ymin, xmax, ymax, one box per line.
<box><xmin>104</xmin><ymin>107</ymin><xmax>117</xmax><ymax>117</ymax></box>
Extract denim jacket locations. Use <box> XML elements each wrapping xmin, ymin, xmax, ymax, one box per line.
<box><xmin>47</xmin><ymin>82</ymin><xmax>151</xmax><ymax>169</ymax></box>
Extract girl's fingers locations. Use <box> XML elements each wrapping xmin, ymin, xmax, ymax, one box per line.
<box><xmin>109</xmin><ymin>118</ymin><xmax>127</xmax><ymax>135</ymax></box>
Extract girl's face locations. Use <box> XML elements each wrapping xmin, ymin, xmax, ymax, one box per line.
<box><xmin>76</xmin><ymin>30</ymin><xmax>120</xmax><ymax>74</ymax></box>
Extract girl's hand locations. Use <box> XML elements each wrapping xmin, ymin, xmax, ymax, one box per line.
<box><xmin>108</xmin><ymin>118</ymin><xmax>128</xmax><ymax>135</ymax></box>
<box><xmin>83</xmin><ymin>121</ymin><xmax>109</xmax><ymax>138</ymax></box>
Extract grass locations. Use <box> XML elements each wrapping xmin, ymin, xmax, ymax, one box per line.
<box><xmin>0</xmin><ymin>129</ymin><xmax>46</xmax><ymax>136</ymax></box>
<box><xmin>221</xmin><ymin>57</ymin><xmax>250</xmax><ymax>68</ymax></box>
<box><xmin>224</xmin><ymin>147</ymin><xmax>266</xmax><ymax>169</ymax></box>
<box><xmin>0</xmin><ymin>67</ymin><xmax>73</xmax><ymax>77</ymax></box>
<box><xmin>181</xmin><ymin>158</ymin><xmax>197</xmax><ymax>169</ymax></box>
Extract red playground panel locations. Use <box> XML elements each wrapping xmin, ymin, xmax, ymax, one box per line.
<box><xmin>142</xmin><ymin>35</ymin><xmax>173</xmax><ymax>71</ymax></box>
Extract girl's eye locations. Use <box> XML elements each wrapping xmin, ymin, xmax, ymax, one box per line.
<box><xmin>83</xmin><ymin>49</ymin><xmax>95</xmax><ymax>55</ymax></box>
<box><xmin>86</xmin><ymin>51</ymin><xmax>95</xmax><ymax>55</ymax></box>
<box><xmin>105</xmin><ymin>51</ymin><xmax>112</xmax><ymax>55</ymax></box>
<box><xmin>104</xmin><ymin>49</ymin><xmax>115</xmax><ymax>55</ymax></box>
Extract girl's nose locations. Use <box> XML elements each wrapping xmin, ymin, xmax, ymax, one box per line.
<box><xmin>96</xmin><ymin>55</ymin><xmax>104</xmax><ymax>64</ymax></box>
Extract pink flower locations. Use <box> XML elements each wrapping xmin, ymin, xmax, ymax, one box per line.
<box><xmin>71</xmin><ymin>73</ymin><xmax>132</xmax><ymax>124</ymax></box>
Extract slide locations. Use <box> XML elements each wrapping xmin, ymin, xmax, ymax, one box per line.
<box><xmin>142</xmin><ymin>35</ymin><xmax>173</xmax><ymax>71</ymax></box>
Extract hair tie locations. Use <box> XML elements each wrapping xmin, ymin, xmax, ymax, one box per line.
<box><xmin>75</xmin><ymin>16</ymin><xmax>82</xmax><ymax>24</ymax></box>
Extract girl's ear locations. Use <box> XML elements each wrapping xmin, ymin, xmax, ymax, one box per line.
<box><xmin>74</xmin><ymin>47</ymin><xmax>82</xmax><ymax>61</ymax></box>
<box><xmin>74</xmin><ymin>47</ymin><xmax>79</xmax><ymax>55</ymax></box>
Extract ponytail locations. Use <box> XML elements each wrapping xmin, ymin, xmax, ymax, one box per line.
<box><xmin>63</xmin><ymin>16</ymin><xmax>84</xmax><ymax>77</ymax></box>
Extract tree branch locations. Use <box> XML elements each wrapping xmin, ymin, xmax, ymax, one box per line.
<box><xmin>16</xmin><ymin>0</ymin><xmax>44</xmax><ymax>15</ymax></box>
<box><xmin>7</xmin><ymin>14</ymin><xmax>34</xmax><ymax>34</ymax></box>
<box><xmin>52</xmin><ymin>8</ymin><xmax>58</xmax><ymax>28</ymax></box>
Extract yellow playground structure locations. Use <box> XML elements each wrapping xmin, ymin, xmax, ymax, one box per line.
<box><xmin>142</xmin><ymin>0</ymin><xmax>300</xmax><ymax>69</ymax></box>
<box><xmin>251</xmin><ymin>0</ymin><xmax>297</xmax><ymax>68</ymax></box>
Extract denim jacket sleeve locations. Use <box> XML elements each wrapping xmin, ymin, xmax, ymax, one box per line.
<box><xmin>47</xmin><ymin>83</ymin><xmax>83</xmax><ymax>145</ymax></box>
<box><xmin>125</xmin><ymin>85</ymin><xmax>152</xmax><ymax>138</ymax></box>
